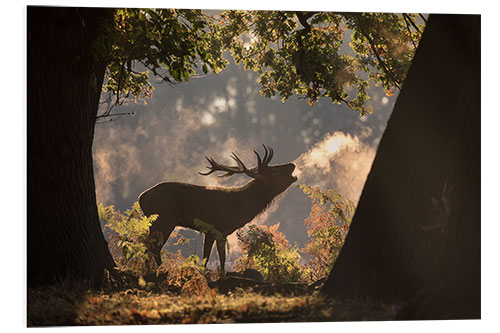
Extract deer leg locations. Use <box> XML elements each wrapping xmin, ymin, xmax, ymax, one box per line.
<box><xmin>147</xmin><ymin>219</ymin><xmax>175</xmax><ymax>267</ymax></box>
<box><xmin>147</xmin><ymin>235</ymin><xmax>163</xmax><ymax>268</ymax></box>
<box><xmin>202</xmin><ymin>233</ymin><xmax>215</xmax><ymax>267</ymax></box>
<box><xmin>215</xmin><ymin>237</ymin><xmax>227</xmax><ymax>276</ymax></box>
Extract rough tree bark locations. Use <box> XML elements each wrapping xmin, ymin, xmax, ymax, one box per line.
<box><xmin>322</xmin><ymin>14</ymin><xmax>480</xmax><ymax>320</ymax></box>
<box><xmin>28</xmin><ymin>7</ymin><xmax>116</xmax><ymax>286</ymax></box>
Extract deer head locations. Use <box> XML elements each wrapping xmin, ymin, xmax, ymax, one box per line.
<box><xmin>199</xmin><ymin>145</ymin><xmax>297</xmax><ymax>195</ymax></box>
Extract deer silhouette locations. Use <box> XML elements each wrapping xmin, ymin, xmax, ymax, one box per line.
<box><xmin>138</xmin><ymin>145</ymin><xmax>297</xmax><ymax>274</ymax></box>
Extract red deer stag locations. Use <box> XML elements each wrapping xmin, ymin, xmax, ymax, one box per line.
<box><xmin>138</xmin><ymin>145</ymin><xmax>297</xmax><ymax>274</ymax></box>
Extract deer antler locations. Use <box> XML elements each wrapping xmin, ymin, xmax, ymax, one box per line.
<box><xmin>251</xmin><ymin>145</ymin><xmax>273</xmax><ymax>171</ymax></box>
<box><xmin>199</xmin><ymin>154</ymin><xmax>248</xmax><ymax>177</ymax></box>
<box><xmin>262</xmin><ymin>145</ymin><xmax>273</xmax><ymax>167</ymax></box>
<box><xmin>199</xmin><ymin>145</ymin><xmax>274</xmax><ymax>178</ymax></box>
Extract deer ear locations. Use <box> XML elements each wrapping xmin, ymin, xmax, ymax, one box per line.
<box><xmin>245</xmin><ymin>170</ymin><xmax>267</xmax><ymax>181</ymax></box>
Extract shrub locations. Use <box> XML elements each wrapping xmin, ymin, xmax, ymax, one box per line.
<box><xmin>100</xmin><ymin>202</ymin><xmax>212</xmax><ymax>293</ymax></box>
<box><xmin>300</xmin><ymin>185</ymin><xmax>355</xmax><ymax>281</ymax></box>
<box><xmin>160</xmin><ymin>251</ymin><xmax>210</xmax><ymax>295</ymax></box>
<box><xmin>235</xmin><ymin>223</ymin><xmax>306</xmax><ymax>284</ymax></box>
<box><xmin>98</xmin><ymin>201</ymin><xmax>158</xmax><ymax>275</ymax></box>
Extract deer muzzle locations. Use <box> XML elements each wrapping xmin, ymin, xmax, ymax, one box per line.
<box><xmin>289</xmin><ymin>163</ymin><xmax>298</xmax><ymax>182</ymax></box>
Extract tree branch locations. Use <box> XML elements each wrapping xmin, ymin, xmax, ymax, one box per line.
<box><xmin>96</xmin><ymin>111</ymin><xmax>136</xmax><ymax>123</ymax></box>
<box><xmin>359</xmin><ymin>27</ymin><xmax>401</xmax><ymax>90</ymax></box>
<box><xmin>402</xmin><ymin>14</ymin><xmax>419</xmax><ymax>49</ymax></box>
<box><xmin>137</xmin><ymin>59</ymin><xmax>175</xmax><ymax>85</ymax></box>
<box><xmin>295</xmin><ymin>11</ymin><xmax>318</xmax><ymax>33</ymax></box>
<box><xmin>403</xmin><ymin>13</ymin><xmax>422</xmax><ymax>34</ymax></box>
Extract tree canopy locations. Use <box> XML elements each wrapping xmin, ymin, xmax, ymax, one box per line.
<box><xmin>98</xmin><ymin>9</ymin><xmax>425</xmax><ymax>118</ymax></box>
<box><xmin>97</xmin><ymin>9</ymin><xmax>226</xmax><ymax>118</ymax></box>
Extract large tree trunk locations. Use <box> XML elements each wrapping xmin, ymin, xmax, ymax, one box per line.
<box><xmin>323</xmin><ymin>14</ymin><xmax>480</xmax><ymax>319</ymax></box>
<box><xmin>27</xmin><ymin>7</ymin><xmax>116</xmax><ymax>286</ymax></box>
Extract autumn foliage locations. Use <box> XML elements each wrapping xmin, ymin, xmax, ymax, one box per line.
<box><xmin>98</xmin><ymin>202</ymin><xmax>158</xmax><ymax>275</ymax></box>
<box><xmin>235</xmin><ymin>223</ymin><xmax>305</xmax><ymax>283</ymax></box>
<box><xmin>99</xmin><ymin>202</ymin><xmax>213</xmax><ymax>294</ymax></box>
<box><xmin>233</xmin><ymin>185</ymin><xmax>354</xmax><ymax>284</ymax></box>
<box><xmin>300</xmin><ymin>185</ymin><xmax>354</xmax><ymax>281</ymax></box>
<box><xmin>98</xmin><ymin>184</ymin><xmax>354</xmax><ymax>288</ymax></box>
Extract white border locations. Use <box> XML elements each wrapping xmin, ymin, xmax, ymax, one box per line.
<box><xmin>4</xmin><ymin>1</ymin><xmax>499</xmax><ymax>332</ymax></box>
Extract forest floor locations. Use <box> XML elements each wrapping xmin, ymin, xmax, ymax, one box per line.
<box><xmin>27</xmin><ymin>283</ymin><xmax>401</xmax><ymax>326</ymax></box>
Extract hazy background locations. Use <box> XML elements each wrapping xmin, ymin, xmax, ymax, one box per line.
<box><xmin>93</xmin><ymin>52</ymin><xmax>397</xmax><ymax>268</ymax></box>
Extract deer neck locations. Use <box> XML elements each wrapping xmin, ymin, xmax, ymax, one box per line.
<box><xmin>234</xmin><ymin>180</ymin><xmax>277</xmax><ymax>225</ymax></box>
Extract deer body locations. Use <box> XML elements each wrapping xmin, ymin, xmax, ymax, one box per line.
<box><xmin>138</xmin><ymin>146</ymin><xmax>297</xmax><ymax>274</ymax></box>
